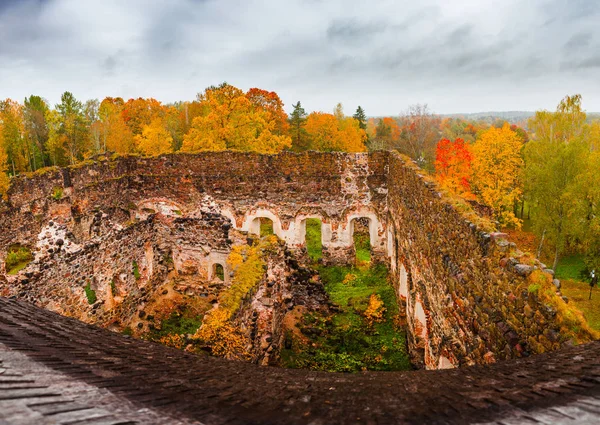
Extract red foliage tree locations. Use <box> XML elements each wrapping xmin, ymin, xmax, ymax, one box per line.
<box><xmin>434</xmin><ymin>138</ymin><xmax>474</xmax><ymax>197</ymax></box>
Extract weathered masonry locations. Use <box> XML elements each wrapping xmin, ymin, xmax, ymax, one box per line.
<box><xmin>0</xmin><ymin>151</ymin><xmax>595</xmax><ymax>369</ymax></box>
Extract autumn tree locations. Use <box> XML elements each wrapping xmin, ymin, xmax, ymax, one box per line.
<box><xmin>0</xmin><ymin>145</ymin><xmax>10</xmax><ymax>198</ymax></box>
<box><xmin>45</xmin><ymin>109</ymin><xmax>67</xmax><ymax>166</ymax></box>
<box><xmin>121</xmin><ymin>97</ymin><xmax>165</xmax><ymax>136</ymax></box>
<box><xmin>577</xmin><ymin>143</ymin><xmax>600</xmax><ymax>272</ymax></box>
<box><xmin>440</xmin><ymin>118</ymin><xmax>484</xmax><ymax>143</ymax></box>
<box><xmin>0</xmin><ymin>99</ymin><xmax>27</xmax><ymax>174</ymax></box>
<box><xmin>524</xmin><ymin>94</ymin><xmax>591</xmax><ymax>269</ymax></box>
<box><xmin>181</xmin><ymin>83</ymin><xmax>291</xmax><ymax>154</ymax></box>
<box><xmin>246</xmin><ymin>88</ymin><xmax>289</xmax><ymax>135</ymax></box>
<box><xmin>98</xmin><ymin>97</ymin><xmax>134</xmax><ymax>154</ymax></box>
<box><xmin>84</xmin><ymin>99</ymin><xmax>100</xmax><ymax>154</ymax></box>
<box><xmin>471</xmin><ymin>123</ymin><xmax>524</xmax><ymax>227</ymax></box>
<box><xmin>434</xmin><ymin>138</ymin><xmax>474</xmax><ymax>197</ymax></box>
<box><xmin>135</xmin><ymin>118</ymin><xmax>173</xmax><ymax>156</ymax></box>
<box><xmin>373</xmin><ymin>117</ymin><xmax>400</xmax><ymax>149</ymax></box>
<box><xmin>304</xmin><ymin>110</ymin><xmax>367</xmax><ymax>152</ymax></box>
<box><xmin>398</xmin><ymin>104</ymin><xmax>441</xmax><ymax>169</ymax></box>
<box><xmin>289</xmin><ymin>101</ymin><xmax>308</xmax><ymax>151</ymax></box>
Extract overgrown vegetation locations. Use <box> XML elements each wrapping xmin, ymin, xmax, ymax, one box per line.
<box><xmin>526</xmin><ymin>270</ymin><xmax>599</xmax><ymax>344</ymax></box>
<box><xmin>51</xmin><ymin>186</ymin><xmax>63</xmax><ymax>200</ymax></box>
<box><xmin>193</xmin><ymin>236</ymin><xmax>278</xmax><ymax>359</ymax></box>
<box><xmin>146</xmin><ymin>306</ymin><xmax>203</xmax><ymax>349</ymax></box>
<box><xmin>260</xmin><ymin>217</ymin><xmax>274</xmax><ymax>237</ymax></box>
<box><xmin>84</xmin><ymin>282</ymin><xmax>97</xmax><ymax>304</ymax></box>
<box><xmin>5</xmin><ymin>245</ymin><xmax>33</xmax><ymax>275</ymax></box>
<box><xmin>132</xmin><ymin>260</ymin><xmax>141</xmax><ymax>279</ymax></box>
<box><xmin>281</xmin><ymin>263</ymin><xmax>411</xmax><ymax>372</ymax></box>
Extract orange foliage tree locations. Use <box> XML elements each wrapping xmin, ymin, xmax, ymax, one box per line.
<box><xmin>98</xmin><ymin>97</ymin><xmax>134</xmax><ymax>154</ymax></box>
<box><xmin>121</xmin><ymin>98</ymin><xmax>165</xmax><ymax>136</ymax></box>
<box><xmin>434</xmin><ymin>138</ymin><xmax>474</xmax><ymax>197</ymax></box>
<box><xmin>246</xmin><ymin>88</ymin><xmax>289</xmax><ymax>135</ymax></box>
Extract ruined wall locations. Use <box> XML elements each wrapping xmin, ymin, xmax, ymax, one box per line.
<box><xmin>387</xmin><ymin>153</ymin><xmax>596</xmax><ymax>369</ymax></box>
<box><xmin>0</xmin><ymin>152</ymin><xmax>390</xmax><ymax>265</ymax></box>
<box><xmin>0</xmin><ymin>151</ymin><xmax>595</xmax><ymax>370</ymax></box>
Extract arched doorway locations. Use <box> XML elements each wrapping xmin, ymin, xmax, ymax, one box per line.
<box><xmin>213</xmin><ymin>263</ymin><xmax>225</xmax><ymax>281</ymax></box>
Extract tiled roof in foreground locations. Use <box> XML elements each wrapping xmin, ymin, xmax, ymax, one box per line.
<box><xmin>1</xmin><ymin>297</ymin><xmax>600</xmax><ymax>425</ymax></box>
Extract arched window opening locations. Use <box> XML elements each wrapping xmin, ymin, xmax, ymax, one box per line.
<box><xmin>213</xmin><ymin>263</ymin><xmax>224</xmax><ymax>281</ymax></box>
<box><xmin>304</xmin><ymin>218</ymin><xmax>322</xmax><ymax>262</ymax></box>
<box><xmin>351</xmin><ymin>217</ymin><xmax>371</xmax><ymax>264</ymax></box>
<box><xmin>260</xmin><ymin>217</ymin><xmax>274</xmax><ymax>237</ymax></box>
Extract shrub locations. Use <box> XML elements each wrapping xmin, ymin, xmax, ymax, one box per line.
<box><xmin>5</xmin><ymin>246</ymin><xmax>33</xmax><ymax>275</ymax></box>
<box><xmin>193</xmin><ymin>308</ymin><xmax>250</xmax><ymax>360</ymax></box>
<box><xmin>364</xmin><ymin>294</ymin><xmax>386</xmax><ymax>327</ymax></box>
<box><xmin>51</xmin><ymin>186</ymin><xmax>63</xmax><ymax>200</ymax></box>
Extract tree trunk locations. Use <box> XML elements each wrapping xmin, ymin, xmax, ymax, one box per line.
<box><xmin>520</xmin><ymin>199</ymin><xmax>525</xmax><ymax>219</ymax></box>
<box><xmin>552</xmin><ymin>245</ymin><xmax>560</xmax><ymax>271</ymax></box>
<box><xmin>536</xmin><ymin>229</ymin><xmax>546</xmax><ymax>259</ymax></box>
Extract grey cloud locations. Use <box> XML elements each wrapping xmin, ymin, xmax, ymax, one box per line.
<box><xmin>326</xmin><ymin>19</ymin><xmax>389</xmax><ymax>43</ymax></box>
<box><xmin>0</xmin><ymin>0</ymin><xmax>600</xmax><ymax>114</ymax></box>
<box><xmin>564</xmin><ymin>32</ymin><xmax>593</xmax><ymax>50</ymax></box>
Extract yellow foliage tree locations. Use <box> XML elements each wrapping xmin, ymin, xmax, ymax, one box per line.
<box><xmin>0</xmin><ymin>134</ymin><xmax>10</xmax><ymax>198</ymax></box>
<box><xmin>181</xmin><ymin>84</ymin><xmax>291</xmax><ymax>154</ymax></box>
<box><xmin>135</xmin><ymin>118</ymin><xmax>173</xmax><ymax>156</ymax></box>
<box><xmin>304</xmin><ymin>112</ymin><xmax>367</xmax><ymax>152</ymax></box>
<box><xmin>471</xmin><ymin>123</ymin><xmax>524</xmax><ymax>227</ymax></box>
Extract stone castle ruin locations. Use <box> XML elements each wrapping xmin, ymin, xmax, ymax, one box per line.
<box><xmin>0</xmin><ymin>151</ymin><xmax>595</xmax><ymax>370</ymax></box>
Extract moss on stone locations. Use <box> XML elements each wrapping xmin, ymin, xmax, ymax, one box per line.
<box><xmin>84</xmin><ymin>282</ymin><xmax>97</xmax><ymax>304</ymax></box>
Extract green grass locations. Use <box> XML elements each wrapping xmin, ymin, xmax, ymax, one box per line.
<box><xmin>560</xmin><ymin>279</ymin><xmax>600</xmax><ymax>331</ymax></box>
<box><xmin>215</xmin><ymin>264</ymin><xmax>225</xmax><ymax>280</ymax></box>
<box><xmin>556</xmin><ymin>254</ymin><xmax>587</xmax><ymax>281</ymax></box>
<box><xmin>305</xmin><ymin>218</ymin><xmax>322</xmax><ymax>261</ymax></box>
<box><xmin>281</xmin><ymin>263</ymin><xmax>411</xmax><ymax>372</ymax></box>
<box><xmin>260</xmin><ymin>218</ymin><xmax>274</xmax><ymax>237</ymax></box>
<box><xmin>354</xmin><ymin>232</ymin><xmax>371</xmax><ymax>263</ymax></box>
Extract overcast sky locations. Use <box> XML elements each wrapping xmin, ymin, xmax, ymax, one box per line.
<box><xmin>0</xmin><ymin>0</ymin><xmax>599</xmax><ymax>115</ymax></box>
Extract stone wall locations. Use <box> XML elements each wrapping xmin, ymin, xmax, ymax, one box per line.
<box><xmin>387</xmin><ymin>153</ymin><xmax>596</xmax><ymax>369</ymax></box>
<box><xmin>1</xmin><ymin>152</ymin><xmax>390</xmax><ymax>265</ymax></box>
